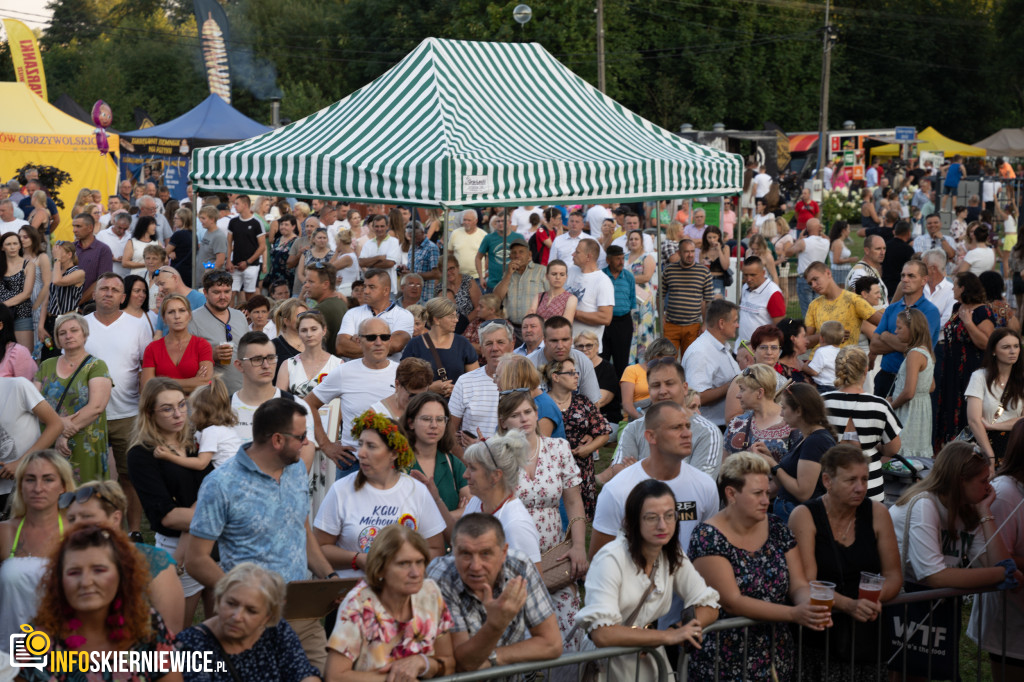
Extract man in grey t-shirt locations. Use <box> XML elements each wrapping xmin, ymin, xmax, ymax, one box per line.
<box><xmin>196</xmin><ymin>205</ymin><xmax>228</xmax><ymax>275</ymax></box>
<box><xmin>188</xmin><ymin>271</ymin><xmax>250</xmax><ymax>394</ymax></box>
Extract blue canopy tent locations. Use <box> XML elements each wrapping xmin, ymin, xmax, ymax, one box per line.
<box><xmin>121</xmin><ymin>94</ymin><xmax>272</xmax><ymax>200</ymax></box>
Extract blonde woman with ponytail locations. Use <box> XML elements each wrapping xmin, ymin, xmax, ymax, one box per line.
<box><xmin>889</xmin><ymin>309</ymin><xmax>935</xmax><ymax>459</ymax></box>
<box><xmin>821</xmin><ymin>347</ymin><xmax>903</xmax><ymax>504</ymax></box>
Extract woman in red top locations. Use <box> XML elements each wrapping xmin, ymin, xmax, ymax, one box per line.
<box><xmin>141</xmin><ymin>293</ymin><xmax>213</xmax><ymax>394</ymax></box>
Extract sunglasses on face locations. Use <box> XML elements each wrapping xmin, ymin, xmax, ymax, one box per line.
<box><xmin>361</xmin><ymin>334</ymin><xmax>392</xmax><ymax>342</ymax></box>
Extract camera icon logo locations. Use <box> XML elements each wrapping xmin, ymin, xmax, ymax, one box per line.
<box><xmin>10</xmin><ymin>624</ymin><xmax>50</xmax><ymax>669</ymax></box>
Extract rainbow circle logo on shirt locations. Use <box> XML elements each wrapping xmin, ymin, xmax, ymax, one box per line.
<box><xmin>315</xmin><ymin>372</ymin><xmax>329</xmax><ymax>384</ymax></box>
<box><xmin>398</xmin><ymin>513</ymin><xmax>418</xmax><ymax>530</ymax></box>
<box><xmin>357</xmin><ymin>526</ymin><xmax>378</xmax><ymax>551</ymax></box>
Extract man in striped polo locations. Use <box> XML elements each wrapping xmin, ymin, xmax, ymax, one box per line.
<box><xmin>661</xmin><ymin>238</ymin><xmax>713</xmax><ymax>357</ymax></box>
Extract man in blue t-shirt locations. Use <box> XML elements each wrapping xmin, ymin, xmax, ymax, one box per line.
<box><xmin>476</xmin><ymin>212</ymin><xmax>525</xmax><ymax>292</ymax></box>
<box><xmin>868</xmin><ymin>260</ymin><xmax>940</xmax><ymax>398</ymax></box>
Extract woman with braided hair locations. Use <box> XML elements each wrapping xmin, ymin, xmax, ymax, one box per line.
<box><xmin>313</xmin><ymin>409</ymin><xmax>447</xmax><ymax>579</ymax></box>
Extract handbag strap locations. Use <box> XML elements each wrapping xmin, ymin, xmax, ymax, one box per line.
<box><xmin>623</xmin><ymin>563</ymin><xmax>659</xmax><ymax>628</ymax></box>
<box><xmin>422</xmin><ymin>332</ymin><xmax>446</xmax><ymax>380</ymax></box>
<box><xmin>54</xmin><ymin>355</ymin><xmax>93</xmax><ymax>414</ymax></box>
<box><xmin>196</xmin><ymin>624</ymin><xmax>244</xmax><ymax>682</ymax></box>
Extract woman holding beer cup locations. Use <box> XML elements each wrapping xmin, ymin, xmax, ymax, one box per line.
<box><xmin>689</xmin><ymin>452</ymin><xmax>831</xmax><ymax>681</ymax></box>
<box><xmin>789</xmin><ymin>443</ymin><xmax>903</xmax><ymax>677</ymax></box>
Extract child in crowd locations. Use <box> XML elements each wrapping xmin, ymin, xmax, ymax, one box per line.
<box><xmin>805</xmin><ymin>320</ymin><xmax>844</xmax><ymax>392</ymax></box>
<box><xmin>154</xmin><ymin>377</ymin><xmax>241</xmax><ymax>470</ymax></box>
<box><xmin>143</xmin><ymin>243</ymin><xmax>167</xmax><ymax>310</ymax></box>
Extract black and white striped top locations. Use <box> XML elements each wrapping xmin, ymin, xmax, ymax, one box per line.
<box><xmin>48</xmin><ymin>265</ymin><xmax>83</xmax><ymax>317</ymax></box>
<box><xmin>821</xmin><ymin>390</ymin><xmax>904</xmax><ymax>502</ymax></box>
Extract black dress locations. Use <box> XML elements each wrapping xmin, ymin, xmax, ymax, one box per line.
<box><xmin>802</xmin><ymin>497</ymin><xmax>887</xmax><ymax>681</ymax></box>
<box><xmin>592</xmin><ymin>358</ymin><xmax>621</xmax><ymax>424</ymax></box>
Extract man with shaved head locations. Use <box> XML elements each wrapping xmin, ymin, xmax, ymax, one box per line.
<box><xmin>307</xmin><ymin>316</ymin><xmax>399</xmax><ymax>478</ymax></box>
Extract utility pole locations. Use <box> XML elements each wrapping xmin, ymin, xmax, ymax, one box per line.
<box><xmin>815</xmin><ymin>0</ymin><xmax>836</xmax><ymax>200</ymax></box>
<box><xmin>596</xmin><ymin>0</ymin><xmax>606</xmax><ymax>93</ymax></box>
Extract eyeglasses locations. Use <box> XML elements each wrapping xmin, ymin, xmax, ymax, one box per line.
<box><xmin>499</xmin><ymin>387</ymin><xmax>531</xmax><ymax>397</ymax></box>
<box><xmin>58</xmin><ymin>486</ymin><xmax>115</xmax><ymax>510</ymax></box>
<box><xmin>361</xmin><ymin>334</ymin><xmax>392</xmax><ymax>342</ymax></box>
<box><xmin>280</xmin><ymin>431</ymin><xmax>309</xmax><ymax>443</ymax></box>
<box><xmin>223</xmin><ymin>323</ymin><xmax>232</xmax><ymax>342</ymax></box>
<box><xmin>756</xmin><ymin>345</ymin><xmax>780</xmax><ymax>352</ymax></box>
<box><xmin>55</xmin><ymin>240</ymin><xmax>72</xmax><ymax>247</ymax></box>
<box><xmin>416</xmin><ymin>416</ymin><xmax>449</xmax><ymax>425</ymax></box>
<box><xmin>741</xmin><ymin>367</ymin><xmax>755</xmax><ymax>377</ymax></box>
<box><xmin>155</xmin><ymin>400</ymin><xmax>188</xmax><ymax>417</ymax></box>
<box><xmin>554</xmin><ymin>370</ymin><xmax>579</xmax><ymax>377</ymax></box>
<box><xmin>641</xmin><ymin>511</ymin><xmax>679</xmax><ymax>526</ymax></box>
<box><xmin>482</xmin><ymin>439</ymin><xmax>499</xmax><ymax>470</ymax></box>
<box><xmin>242</xmin><ymin>354</ymin><xmax>278</xmax><ymax>366</ymax></box>
<box><xmin>574</xmin><ymin>343</ymin><xmax>595</xmax><ymax>351</ymax></box>
<box><xmin>312</xmin><ymin>261</ymin><xmax>330</xmax><ymax>270</ymax></box>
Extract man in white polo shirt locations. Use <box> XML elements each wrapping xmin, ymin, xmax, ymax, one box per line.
<box><xmin>549</xmin><ymin>211</ymin><xmax>605</xmax><ymax>267</ymax></box>
<box><xmin>737</xmin><ymin>255</ymin><xmax>786</xmax><ymax>354</ymax></box>
<box><xmin>335</xmin><ymin>268</ymin><xmax>414</xmax><ymax>361</ymax></box>
<box><xmin>84</xmin><ymin>272</ymin><xmax>153</xmax><ymax>538</ymax></box>
<box><xmin>95</xmin><ymin>212</ymin><xmax>132</xmax><ymax>278</ymax></box>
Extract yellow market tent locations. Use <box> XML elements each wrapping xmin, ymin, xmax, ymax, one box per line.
<box><xmin>0</xmin><ymin>82</ymin><xmax>120</xmax><ymax>241</ymax></box>
<box><xmin>872</xmin><ymin>126</ymin><xmax>986</xmax><ymax>158</ymax></box>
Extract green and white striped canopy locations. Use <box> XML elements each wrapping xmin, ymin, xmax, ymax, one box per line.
<box><xmin>190</xmin><ymin>38</ymin><xmax>743</xmax><ymax>208</ymax></box>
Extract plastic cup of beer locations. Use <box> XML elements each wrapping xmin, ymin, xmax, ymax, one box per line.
<box><xmin>858</xmin><ymin>572</ymin><xmax>885</xmax><ymax>602</ymax></box>
<box><xmin>218</xmin><ymin>342</ymin><xmax>233</xmax><ymax>365</ymax></box>
<box><xmin>809</xmin><ymin>580</ymin><xmax>836</xmax><ymax>612</ymax></box>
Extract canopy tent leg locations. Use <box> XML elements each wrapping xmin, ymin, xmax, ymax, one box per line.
<box><xmin>442</xmin><ymin>208</ymin><xmax>450</xmax><ymax>298</ymax></box>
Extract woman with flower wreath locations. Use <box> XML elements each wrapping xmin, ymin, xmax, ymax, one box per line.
<box><xmin>24</xmin><ymin>524</ymin><xmax>181</xmax><ymax>682</ymax></box>
<box><xmin>325</xmin><ymin>523</ymin><xmax>455</xmax><ymax>680</ymax></box>
<box><xmin>313</xmin><ymin>409</ymin><xmax>447</xmax><ymax>579</ymax></box>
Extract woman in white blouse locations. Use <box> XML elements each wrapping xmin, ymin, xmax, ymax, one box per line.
<box><xmin>577</xmin><ymin>479</ymin><xmax>720</xmax><ymax>682</ymax></box>
<box><xmin>965</xmin><ymin>328</ymin><xmax>1024</xmax><ymax>469</ymax></box>
<box><xmin>461</xmin><ymin>429</ymin><xmax>541</xmax><ymax>566</ymax></box>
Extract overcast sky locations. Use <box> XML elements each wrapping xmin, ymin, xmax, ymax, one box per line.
<box><xmin>2</xmin><ymin>0</ymin><xmax>54</xmax><ymax>32</ymax></box>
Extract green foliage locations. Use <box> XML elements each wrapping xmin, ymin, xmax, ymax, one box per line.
<box><xmin>21</xmin><ymin>0</ymin><xmax>1021</xmax><ymax>144</ymax></box>
<box><xmin>16</xmin><ymin>164</ymin><xmax>73</xmax><ymax>209</ymax></box>
<box><xmin>819</xmin><ymin>187</ymin><xmax>861</xmax><ymax>226</ymax></box>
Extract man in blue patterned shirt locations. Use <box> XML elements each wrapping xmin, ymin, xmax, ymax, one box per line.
<box><xmin>187</xmin><ymin>398</ymin><xmax>335</xmax><ymax>671</ymax></box>
<box><xmin>408</xmin><ymin>221</ymin><xmax>440</xmax><ymax>302</ymax></box>
<box><xmin>427</xmin><ymin>514</ymin><xmax>562</xmax><ymax>673</ymax></box>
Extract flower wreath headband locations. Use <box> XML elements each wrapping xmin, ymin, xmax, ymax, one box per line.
<box><xmin>351</xmin><ymin>409</ymin><xmax>415</xmax><ymax>471</ymax></box>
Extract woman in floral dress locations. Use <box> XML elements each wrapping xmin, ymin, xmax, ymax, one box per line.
<box><xmin>498</xmin><ymin>391</ymin><xmax>587</xmax><ymax>648</ymax></box>
<box><xmin>275</xmin><ymin>309</ymin><xmax>343</xmax><ymax>520</ymax></box>
<box><xmin>268</xmin><ymin>214</ymin><xmax>298</xmax><ymax>291</ymax></box>
<box><xmin>626</xmin><ymin>230</ymin><xmax>656</xmax><ymax>364</ymax></box>
<box><xmin>326</xmin><ymin>524</ymin><xmax>454</xmax><ymax>679</ymax></box>
<box><xmin>543</xmin><ymin>357</ymin><xmax>611</xmax><ymax>520</ymax></box>
<box><xmin>34</xmin><ymin>314</ymin><xmax>112</xmax><ymax>483</ymax></box>
<box><xmin>934</xmin><ymin>272</ymin><xmax>996</xmax><ymax>450</ymax></box>
<box><xmin>689</xmin><ymin>452</ymin><xmax>831</xmax><ymax>681</ymax></box>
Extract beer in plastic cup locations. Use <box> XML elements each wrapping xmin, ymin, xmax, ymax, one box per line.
<box><xmin>218</xmin><ymin>342</ymin><xmax>233</xmax><ymax>365</ymax></box>
<box><xmin>809</xmin><ymin>580</ymin><xmax>836</xmax><ymax>611</ymax></box>
<box><xmin>858</xmin><ymin>572</ymin><xmax>885</xmax><ymax>602</ymax></box>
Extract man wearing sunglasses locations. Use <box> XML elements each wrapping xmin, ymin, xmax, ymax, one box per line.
<box><xmin>335</xmin><ymin>268</ymin><xmax>413</xmax><ymax>361</ymax></box>
<box><xmin>307</xmin><ymin>318</ymin><xmax>399</xmax><ymax>477</ymax></box>
<box><xmin>231</xmin><ymin>331</ymin><xmax>316</xmax><ymax>450</ymax></box>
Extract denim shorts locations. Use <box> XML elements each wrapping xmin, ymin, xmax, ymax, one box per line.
<box><xmin>13</xmin><ymin>316</ymin><xmax>32</xmax><ymax>332</ymax></box>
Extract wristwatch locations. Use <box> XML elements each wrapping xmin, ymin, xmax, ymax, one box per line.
<box><xmin>488</xmin><ymin>651</ymin><xmax>499</xmax><ymax>668</ymax></box>
<box><xmin>770</xmin><ymin>464</ymin><xmax>781</xmax><ymax>476</ymax></box>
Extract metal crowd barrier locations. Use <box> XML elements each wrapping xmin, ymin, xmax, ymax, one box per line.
<box><xmin>434</xmin><ymin>585</ymin><xmax>1010</xmax><ymax>681</ymax></box>
<box><xmin>432</xmin><ymin>644</ymin><xmax>670</xmax><ymax>682</ymax></box>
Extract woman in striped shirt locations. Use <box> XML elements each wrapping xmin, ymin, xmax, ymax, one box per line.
<box><xmin>37</xmin><ymin>240</ymin><xmax>84</xmax><ymax>361</ymax></box>
<box><xmin>821</xmin><ymin>347</ymin><xmax>903</xmax><ymax>503</ymax></box>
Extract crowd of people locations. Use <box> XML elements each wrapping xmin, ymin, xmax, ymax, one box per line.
<box><xmin>0</xmin><ymin>169</ymin><xmax>1023</xmax><ymax>681</ymax></box>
